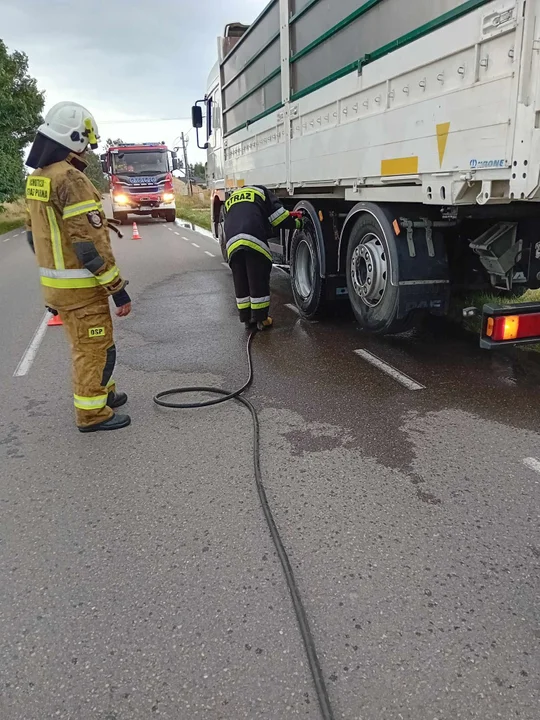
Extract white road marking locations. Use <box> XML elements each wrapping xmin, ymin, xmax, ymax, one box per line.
<box><xmin>222</xmin><ymin>262</ymin><xmax>229</xmax><ymax>269</ymax></box>
<box><xmin>205</xmin><ymin>251</ymin><xmax>215</xmax><ymax>257</ymax></box>
<box><xmin>13</xmin><ymin>311</ymin><xmax>51</xmax><ymax>377</ymax></box>
<box><xmin>3</xmin><ymin>237</ymin><xmax>10</xmax><ymax>242</ymax></box>
<box><xmin>182</xmin><ymin>236</ymin><xmax>190</xmax><ymax>242</ymax></box>
<box><xmin>174</xmin><ymin>231</ymin><xmax>180</xmax><ymax>235</ymax></box>
<box><xmin>354</xmin><ymin>349</ymin><xmax>425</xmax><ymax>391</ymax></box>
<box><xmin>191</xmin><ymin>242</ymin><xmax>200</xmax><ymax>248</ymax></box>
<box><xmin>523</xmin><ymin>457</ymin><xmax>540</xmax><ymax>475</ymax></box>
<box><xmin>176</xmin><ymin>220</ymin><xmax>214</xmax><ymax>239</ymax></box>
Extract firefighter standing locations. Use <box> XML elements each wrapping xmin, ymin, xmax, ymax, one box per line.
<box><xmin>224</xmin><ymin>185</ymin><xmax>303</xmax><ymax>329</ymax></box>
<box><xmin>26</xmin><ymin>102</ymin><xmax>131</xmax><ymax>433</ymax></box>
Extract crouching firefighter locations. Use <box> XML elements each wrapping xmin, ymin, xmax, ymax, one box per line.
<box><xmin>224</xmin><ymin>185</ymin><xmax>303</xmax><ymax>330</ymax></box>
<box><xmin>25</xmin><ymin>101</ymin><xmax>132</xmax><ymax>433</ymax></box>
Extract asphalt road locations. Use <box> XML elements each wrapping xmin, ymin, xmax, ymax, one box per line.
<box><xmin>0</xmin><ymin>209</ymin><xmax>538</xmax><ymax>720</ymax></box>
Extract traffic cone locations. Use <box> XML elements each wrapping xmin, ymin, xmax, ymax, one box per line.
<box><xmin>47</xmin><ymin>313</ymin><xmax>63</xmax><ymax>327</ymax></box>
<box><xmin>132</xmin><ymin>222</ymin><xmax>141</xmax><ymax>240</ymax></box>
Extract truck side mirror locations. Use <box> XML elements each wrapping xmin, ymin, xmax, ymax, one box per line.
<box><xmin>192</xmin><ymin>105</ymin><xmax>203</xmax><ymax>129</ymax></box>
<box><xmin>101</xmin><ymin>160</ymin><xmax>108</xmax><ymax>173</ymax></box>
<box><xmin>172</xmin><ymin>158</ymin><xmax>179</xmax><ymax>171</ymax></box>
<box><xmin>193</xmin><ymin>100</ymin><xmax>209</xmax><ymax>150</ymax></box>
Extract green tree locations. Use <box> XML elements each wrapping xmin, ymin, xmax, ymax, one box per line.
<box><xmin>84</xmin><ymin>150</ymin><xmax>108</xmax><ymax>193</ymax></box>
<box><xmin>0</xmin><ymin>40</ymin><xmax>44</xmax><ymax>202</ymax></box>
<box><xmin>190</xmin><ymin>162</ymin><xmax>206</xmax><ymax>180</ymax></box>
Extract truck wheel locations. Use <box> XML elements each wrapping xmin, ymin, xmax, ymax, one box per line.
<box><xmin>290</xmin><ymin>224</ymin><xmax>325</xmax><ymax>319</ymax></box>
<box><xmin>217</xmin><ymin>206</ymin><xmax>227</xmax><ymax>262</ymax></box>
<box><xmin>165</xmin><ymin>210</ymin><xmax>176</xmax><ymax>223</ymax></box>
<box><xmin>346</xmin><ymin>214</ymin><xmax>416</xmax><ymax>334</ymax></box>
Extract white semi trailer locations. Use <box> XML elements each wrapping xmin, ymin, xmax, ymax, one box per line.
<box><xmin>193</xmin><ymin>0</ymin><xmax>540</xmax><ymax>345</ymax></box>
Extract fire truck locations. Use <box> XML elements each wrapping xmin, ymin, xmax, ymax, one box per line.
<box><xmin>101</xmin><ymin>142</ymin><xmax>178</xmax><ymax>224</ymax></box>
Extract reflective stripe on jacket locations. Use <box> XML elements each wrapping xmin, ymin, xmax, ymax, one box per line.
<box><xmin>26</xmin><ymin>154</ymin><xmax>126</xmax><ymax>311</ymax></box>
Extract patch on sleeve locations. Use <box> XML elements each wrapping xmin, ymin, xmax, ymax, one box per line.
<box><xmin>86</xmin><ymin>210</ymin><xmax>103</xmax><ymax>229</ymax></box>
<box><xmin>26</xmin><ymin>176</ymin><xmax>51</xmax><ymax>202</ymax></box>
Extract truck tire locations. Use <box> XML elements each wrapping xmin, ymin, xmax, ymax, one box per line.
<box><xmin>217</xmin><ymin>206</ymin><xmax>227</xmax><ymax>262</ymax></box>
<box><xmin>165</xmin><ymin>210</ymin><xmax>176</xmax><ymax>223</ymax></box>
<box><xmin>290</xmin><ymin>223</ymin><xmax>326</xmax><ymax>319</ymax></box>
<box><xmin>346</xmin><ymin>214</ymin><xmax>417</xmax><ymax>334</ymax></box>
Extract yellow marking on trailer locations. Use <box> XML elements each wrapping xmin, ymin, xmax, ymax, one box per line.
<box><xmin>436</xmin><ymin>122</ymin><xmax>451</xmax><ymax>167</ymax></box>
<box><xmin>381</xmin><ymin>157</ymin><xmax>419</xmax><ymax>176</ymax></box>
<box><xmin>236</xmin><ymin>179</ymin><xmax>245</xmax><ymax>187</ymax></box>
<box><xmin>225</xmin><ymin>178</ymin><xmax>235</xmax><ymax>188</ymax></box>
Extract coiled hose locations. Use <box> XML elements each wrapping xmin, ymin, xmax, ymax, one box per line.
<box><xmin>153</xmin><ymin>330</ymin><xmax>335</xmax><ymax>720</ymax></box>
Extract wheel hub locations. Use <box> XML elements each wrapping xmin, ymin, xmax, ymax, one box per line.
<box><xmin>350</xmin><ymin>233</ymin><xmax>388</xmax><ymax>307</ymax></box>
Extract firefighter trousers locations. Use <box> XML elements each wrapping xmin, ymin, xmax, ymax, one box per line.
<box><xmin>58</xmin><ymin>298</ymin><xmax>118</xmax><ymax>428</ymax></box>
<box><xmin>229</xmin><ymin>249</ymin><xmax>272</xmax><ymax>322</ymax></box>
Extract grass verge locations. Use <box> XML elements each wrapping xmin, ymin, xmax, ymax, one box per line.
<box><xmin>174</xmin><ymin>189</ymin><xmax>212</xmax><ymax>231</ymax></box>
<box><xmin>0</xmin><ymin>198</ymin><xmax>25</xmax><ymax>235</ymax></box>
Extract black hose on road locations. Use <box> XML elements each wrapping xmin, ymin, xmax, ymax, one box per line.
<box><xmin>153</xmin><ymin>330</ymin><xmax>335</xmax><ymax>720</ymax></box>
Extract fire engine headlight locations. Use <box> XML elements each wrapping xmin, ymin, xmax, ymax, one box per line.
<box><xmin>114</xmin><ymin>194</ymin><xmax>129</xmax><ymax>205</ymax></box>
<box><xmin>163</xmin><ymin>193</ymin><xmax>175</xmax><ymax>203</ymax></box>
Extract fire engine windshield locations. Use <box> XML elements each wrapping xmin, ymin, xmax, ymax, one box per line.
<box><xmin>112</xmin><ymin>151</ymin><xmax>169</xmax><ymax>175</ymax></box>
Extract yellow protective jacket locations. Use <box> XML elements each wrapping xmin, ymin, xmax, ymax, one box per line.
<box><xmin>26</xmin><ymin>153</ymin><xmax>126</xmax><ymax>311</ymax></box>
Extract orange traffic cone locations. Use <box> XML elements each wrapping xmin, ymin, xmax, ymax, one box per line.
<box><xmin>132</xmin><ymin>222</ymin><xmax>141</xmax><ymax>240</ymax></box>
<box><xmin>47</xmin><ymin>313</ymin><xmax>63</xmax><ymax>327</ymax></box>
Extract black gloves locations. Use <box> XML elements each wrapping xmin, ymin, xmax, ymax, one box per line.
<box><xmin>112</xmin><ymin>288</ymin><xmax>131</xmax><ymax>307</ymax></box>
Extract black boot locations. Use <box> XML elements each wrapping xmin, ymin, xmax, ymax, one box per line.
<box><xmin>78</xmin><ymin>413</ymin><xmax>131</xmax><ymax>433</ymax></box>
<box><xmin>107</xmin><ymin>391</ymin><xmax>128</xmax><ymax>409</ymax></box>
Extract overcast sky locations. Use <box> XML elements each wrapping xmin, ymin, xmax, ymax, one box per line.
<box><xmin>1</xmin><ymin>0</ymin><xmax>268</xmax><ymax>162</ymax></box>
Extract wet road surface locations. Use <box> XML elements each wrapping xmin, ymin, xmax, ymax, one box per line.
<box><xmin>0</xmin><ymin>210</ymin><xmax>538</xmax><ymax>719</ymax></box>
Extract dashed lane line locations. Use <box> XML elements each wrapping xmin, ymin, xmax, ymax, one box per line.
<box><xmin>205</xmin><ymin>251</ymin><xmax>215</xmax><ymax>257</ymax></box>
<box><xmin>523</xmin><ymin>457</ymin><xmax>540</xmax><ymax>475</ymax></box>
<box><xmin>174</xmin><ymin>231</ymin><xmax>180</xmax><ymax>235</ymax></box>
<box><xmin>191</xmin><ymin>242</ymin><xmax>200</xmax><ymax>248</ymax></box>
<box><xmin>13</xmin><ymin>311</ymin><xmax>50</xmax><ymax>377</ymax></box>
<box><xmin>354</xmin><ymin>349</ymin><xmax>426</xmax><ymax>391</ymax></box>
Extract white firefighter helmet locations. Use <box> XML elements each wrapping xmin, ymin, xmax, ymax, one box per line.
<box><xmin>38</xmin><ymin>101</ymin><xmax>100</xmax><ymax>153</ymax></box>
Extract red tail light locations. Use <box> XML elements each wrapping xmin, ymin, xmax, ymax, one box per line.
<box><xmin>481</xmin><ymin>302</ymin><xmax>540</xmax><ymax>348</ymax></box>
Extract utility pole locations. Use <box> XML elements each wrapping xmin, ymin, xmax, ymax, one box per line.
<box><xmin>180</xmin><ymin>132</ymin><xmax>192</xmax><ymax>196</ymax></box>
